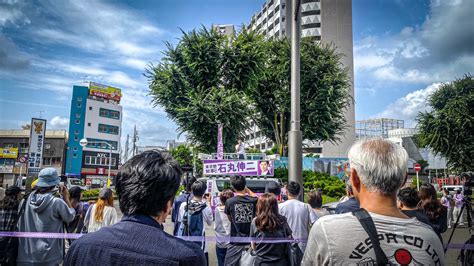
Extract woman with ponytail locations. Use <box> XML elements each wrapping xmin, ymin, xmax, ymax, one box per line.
<box><xmin>86</xmin><ymin>188</ymin><xmax>117</xmax><ymax>233</ymax></box>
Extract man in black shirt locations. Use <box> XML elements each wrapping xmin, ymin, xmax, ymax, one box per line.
<box><xmin>224</xmin><ymin>175</ymin><xmax>257</xmax><ymax>266</ymax></box>
<box><xmin>335</xmin><ymin>180</ymin><xmax>360</xmax><ymax>214</ymax></box>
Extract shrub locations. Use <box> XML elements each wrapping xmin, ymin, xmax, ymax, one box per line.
<box><xmin>275</xmin><ymin>168</ymin><xmax>345</xmax><ymax>198</ymax></box>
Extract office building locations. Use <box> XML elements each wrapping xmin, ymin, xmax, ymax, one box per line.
<box><xmin>245</xmin><ymin>0</ymin><xmax>355</xmax><ymax>157</ymax></box>
<box><xmin>0</xmin><ymin>130</ymin><xmax>67</xmax><ymax>187</ymax></box>
<box><xmin>356</xmin><ymin>118</ymin><xmax>405</xmax><ymax>139</ymax></box>
<box><xmin>65</xmin><ymin>82</ymin><xmax>122</xmax><ymax>186</ymax></box>
<box><xmin>212</xmin><ymin>24</ymin><xmax>235</xmax><ymax>36</ymax></box>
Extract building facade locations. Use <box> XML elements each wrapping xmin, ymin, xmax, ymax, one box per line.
<box><xmin>245</xmin><ymin>0</ymin><xmax>355</xmax><ymax>157</ymax></box>
<box><xmin>65</xmin><ymin>82</ymin><xmax>122</xmax><ymax>186</ymax></box>
<box><xmin>0</xmin><ymin>130</ymin><xmax>67</xmax><ymax>187</ymax></box>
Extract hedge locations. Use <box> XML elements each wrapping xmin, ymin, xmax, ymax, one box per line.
<box><xmin>274</xmin><ymin>168</ymin><xmax>346</xmax><ymax>199</ymax></box>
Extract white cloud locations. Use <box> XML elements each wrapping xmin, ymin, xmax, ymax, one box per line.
<box><xmin>373</xmin><ymin>83</ymin><xmax>442</xmax><ymax>127</ymax></box>
<box><xmin>50</xmin><ymin>116</ymin><xmax>69</xmax><ymax>129</ymax></box>
<box><xmin>121</xmin><ymin>58</ymin><xmax>149</xmax><ymax>71</ymax></box>
<box><xmin>354</xmin><ymin>0</ymin><xmax>474</xmax><ymax>85</ymax></box>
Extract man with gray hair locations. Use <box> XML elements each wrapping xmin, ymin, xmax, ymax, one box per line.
<box><xmin>302</xmin><ymin>138</ymin><xmax>445</xmax><ymax>265</ymax></box>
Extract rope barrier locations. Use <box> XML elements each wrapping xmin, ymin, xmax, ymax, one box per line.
<box><xmin>1</xmin><ymin>231</ymin><xmax>473</xmax><ymax>249</ymax></box>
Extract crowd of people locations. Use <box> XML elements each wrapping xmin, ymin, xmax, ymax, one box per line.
<box><xmin>0</xmin><ymin>138</ymin><xmax>462</xmax><ymax>265</ymax></box>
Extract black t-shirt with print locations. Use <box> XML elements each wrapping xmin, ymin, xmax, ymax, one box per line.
<box><xmin>224</xmin><ymin>195</ymin><xmax>258</xmax><ymax>240</ymax></box>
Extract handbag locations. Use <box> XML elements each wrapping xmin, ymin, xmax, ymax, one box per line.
<box><xmin>287</xmin><ymin>241</ymin><xmax>304</xmax><ymax>266</ymax></box>
<box><xmin>240</xmin><ymin>247</ymin><xmax>256</xmax><ymax>266</ymax></box>
<box><xmin>352</xmin><ymin>208</ymin><xmax>389</xmax><ymax>265</ymax></box>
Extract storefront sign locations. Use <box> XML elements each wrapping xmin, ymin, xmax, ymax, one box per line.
<box><xmin>203</xmin><ymin>159</ymin><xmax>274</xmax><ymax>176</ymax></box>
<box><xmin>0</xmin><ymin>147</ymin><xmax>18</xmax><ymax>159</ymax></box>
<box><xmin>89</xmin><ymin>82</ymin><xmax>122</xmax><ymax>102</ymax></box>
<box><xmin>0</xmin><ymin>165</ymin><xmax>14</xmax><ymax>174</ymax></box>
<box><xmin>28</xmin><ymin>118</ymin><xmax>46</xmax><ymax>175</ymax></box>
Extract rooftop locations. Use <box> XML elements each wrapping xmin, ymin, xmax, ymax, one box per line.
<box><xmin>0</xmin><ymin>130</ymin><xmax>68</xmax><ymax>138</ymax></box>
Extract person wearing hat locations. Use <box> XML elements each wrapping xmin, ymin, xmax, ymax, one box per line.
<box><xmin>17</xmin><ymin>167</ymin><xmax>76</xmax><ymax>265</ymax></box>
<box><xmin>84</xmin><ymin>187</ymin><xmax>117</xmax><ymax>233</ymax></box>
<box><xmin>0</xmin><ymin>186</ymin><xmax>22</xmax><ymax>265</ymax></box>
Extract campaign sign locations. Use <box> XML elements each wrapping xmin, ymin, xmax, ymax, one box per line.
<box><xmin>203</xmin><ymin>159</ymin><xmax>274</xmax><ymax>176</ymax></box>
<box><xmin>28</xmin><ymin>118</ymin><xmax>46</xmax><ymax>175</ymax></box>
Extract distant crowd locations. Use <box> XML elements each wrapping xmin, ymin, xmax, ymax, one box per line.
<box><xmin>0</xmin><ymin>138</ymin><xmax>452</xmax><ymax>265</ymax></box>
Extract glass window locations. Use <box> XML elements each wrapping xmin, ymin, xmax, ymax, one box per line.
<box><xmin>75</xmin><ymin>113</ymin><xmax>81</xmax><ymax>119</ymax></box>
<box><xmin>77</xmin><ymin>97</ymin><xmax>82</xmax><ymax>102</ymax></box>
<box><xmin>75</xmin><ymin>119</ymin><xmax>80</xmax><ymax>124</ymax></box>
<box><xmin>74</xmin><ymin>136</ymin><xmax>79</xmax><ymax>141</ymax></box>
<box><xmin>73</xmin><ymin>153</ymin><xmax>77</xmax><ymax>158</ymax></box>
<box><xmin>88</xmin><ymin>123</ymin><xmax>91</xmax><ymax>127</ymax></box>
<box><xmin>73</xmin><ymin>146</ymin><xmax>78</xmax><ymax>151</ymax></box>
<box><xmin>89</xmin><ymin>106</ymin><xmax>92</xmax><ymax>111</ymax></box>
<box><xmin>77</xmin><ymin>103</ymin><xmax>81</xmax><ymax>108</ymax></box>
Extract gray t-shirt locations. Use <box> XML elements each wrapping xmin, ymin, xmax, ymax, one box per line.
<box><xmin>278</xmin><ymin>199</ymin><xmax>312</xmax><ymax>252</ymax></box>
<box><xmin>302</xmin><ymin>212</ymin><xmax>445</xmax><ymax>265</ymax></box>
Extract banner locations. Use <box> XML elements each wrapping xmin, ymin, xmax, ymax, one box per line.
<box><xmin>28</xmin><ymin>118</ymin><xmax>46</xmax><ymax>175</ymax></box>
<box><xmin>0</xmin><ymin>165</ymin><xmax>14</xmax><ymax>174</ymax></box>
<box><xmin>203</xmin><ymin>159</ymin><xmax>274</xmax><ymax>176</ymax></box>
<box><xmin>217</xmin><ymin>123</ymin><xmax>223</xmax><ymax>160</ymax></box>
<box><xmin>0</xmin><ymin>147</ymin><xmax>18</xmax><ymax>159</ymax></box>
<box><xmin>89</xmin><ymin>82</ymin><xmax>122</xmax><ymax>102</ymax></box>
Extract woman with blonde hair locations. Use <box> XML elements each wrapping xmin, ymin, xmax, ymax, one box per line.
<box><xmin>85</xmin><ymin>188</ymin><xmax>117</xmax><ymax>233</ymax></box>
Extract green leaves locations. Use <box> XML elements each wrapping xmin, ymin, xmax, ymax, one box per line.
<box><xmin>147</xmin><ymin>27</ymin><xmax>265</xmax><ymax>153</ymax></box>
<box><xmin>416</xmin><ymin>74</ymin><xmax>474</xmax><ymax>172</ymax></box>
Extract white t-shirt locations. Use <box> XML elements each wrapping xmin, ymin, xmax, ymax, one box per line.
<box><xmin>302</xmin><ymin>212</ymin><xmax>446</xmax><ymax>265</ymax></box>
<box><xmin>178</xmin><ymin>199</ymin><xmax>213</xmax><ymax>253</ymax></box>
<box><xmin>87</xmin><ymin>205</ymin><xmax>118</xmax><ymax>233</ymax></box>
<box><xmin>278</xmin><ymin>199</ymin><xmax>312</xmax><ymax>252</ymax></box>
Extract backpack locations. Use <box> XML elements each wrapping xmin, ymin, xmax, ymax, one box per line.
<box><xmin>459</xmin><ymin>235</ymin><xmax>474</xmax><ymax>265</ymax></box>
<box><xmin>178</xmin><ymin>202</ymin><xmax>206</xmax><ymax>250</ymax></box>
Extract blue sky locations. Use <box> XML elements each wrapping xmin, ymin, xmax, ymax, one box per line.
<box><xmin>1</xmin><ymin>0</ymin><xmax>473</xmax><ymax>147</ymax></box>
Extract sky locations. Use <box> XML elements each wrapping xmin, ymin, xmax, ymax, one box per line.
<box><xmin>0</xmin><ymin>0</ymin><xmax>473</xmax><ymax>148</ymax></box>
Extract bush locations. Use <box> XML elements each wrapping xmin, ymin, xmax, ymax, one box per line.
<box><xmin>275</xmin><ymin>168</ymin><xmax>345</xmax><ymax>198</ymax></box>
<box><xmin>81</xmin><ymin>188</ymin><xmax>117</xmax><ymax>201</ymax></box>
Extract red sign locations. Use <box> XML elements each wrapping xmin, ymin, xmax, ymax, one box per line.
<box><xmin>18</xmin><ymin>155</ymin><xmax>28</xmax><ymax>163</ymax></box>
<box><xmin>96</xmin><ymin>168</ymin><xmax>105</xmax><ymax>175</ymax></box>
<box><xmin>414</xmin><ymin>163</ymin><xmax>421</xmax><ymax>172</ymax></box>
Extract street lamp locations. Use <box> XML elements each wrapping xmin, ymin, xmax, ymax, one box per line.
<box><xmin>80</xmin><ymin>138</ymin><xmax>113</xmax><ymax>188</ymax></box>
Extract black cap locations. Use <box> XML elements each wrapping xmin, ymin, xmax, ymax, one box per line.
<box><xmin>5</xmin><ymin>186</ymin><xmax>22</xmax><ymax>196</ymax></box>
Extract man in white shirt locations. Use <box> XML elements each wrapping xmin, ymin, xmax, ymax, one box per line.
<box><xmin>302</xmin><ymin>138</ymin><xmax>445</xmax><ymax>265</ymax></box>
<box><xmin>178</xmin><ymin>180</ymin><xmax>213</xmax><ymax>265</ymax></box>
<box><xmin>278</xmin><ymin>181</ymin><xmax>311</xmax><ymax>252</ymax></box>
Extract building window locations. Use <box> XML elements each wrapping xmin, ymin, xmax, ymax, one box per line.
<box><xmin>89</xmin><ymin>106</ymin><xmax>92</xmax><ymax>111</ymax></box>
<box><xmin>98</xmin><ymin>124</ymin><xmax>119</xmax><ymax>135</ymax></box>
<box><xmin>75</xmin><ymin>119</ymin><xmax>80</xmax><ymax>124</ymax></box>
<box><xmin>77</xmin><ymin>103</ymin><xmax>81</xmax><ymax>108</ymax></box>
<box><xmin>302</xmin><ymin>23</ymin><xmax>321</xmax><ymax>30</ymax></box>
<box><xmin>88</xmin><ymin>123</ymin><xmax>91</xmax><ymax>127</ymax></box>
<box><xmin>73</xmin><ymin>153</ymin><xmax>77</xmax><ymax>158</ymax></box>
<box><xmin>73</xmin><ymin>146</ymin><xmax>78</xmax><ymax>151</ymax></box>
<box><xmin>75</xmin><ymin>114</ymin><xmax>81</xmax><ymax>119</ymax></box>
<box><xmin>84</xmin><ymin>155</ymin><xmax>116</xmax><ymax>167</ymax></box>
<box><xmin>85</xmin><ymin>138</ymin><xmax>118</xmax><ymax>150</ymax></box>
<box><xmin>4</xmin><ymin>143</ymin><xmax>14</xmax><ymax>148</ymax></box>
<box><xmin>74</xmin><ymin>130</ymin><xmax>79</xmax><ymax>134</ymax></box>
<box><xmin>74</xmin><ymin>136</ymin><xmax>79</xmax><ymax>141</ymax></box>
<box><xmin>44</xmin><ymin>144</ymin><xmax>51</xmax><ymax>150</ymax></box>
<box><xmin>99</xmin><ymin>108</ymin><xmax>120</xmax><ymax>120</ymax></box>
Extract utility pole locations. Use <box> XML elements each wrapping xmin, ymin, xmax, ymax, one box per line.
<box><xmin>124</xmin><ymin>134</ymin><xmax>129</xmax><ymax>162</ymax></box>
<box><xmin>288</xmin><ymin>0</ymin><xmax>303</xmax><ymax>198</ymax></box>
<box><xmin>132</xmin><ymin>125</ymin><xmax>139</xmax><ymax>157</ymax></box>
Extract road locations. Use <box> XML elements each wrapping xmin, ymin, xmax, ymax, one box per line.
<box><xmin>114</xmin><ymin>200</ymin><xmax>469</xmax><ymax>265</ymax></box>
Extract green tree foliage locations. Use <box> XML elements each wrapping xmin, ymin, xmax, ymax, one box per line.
<box><xmin>416</xmin><ymin>75</ymin><xmax>474</xmax><ymax>172</ymax></box>
<box><xmin>170</xmin><ymin>144</ymin><xmax>193</xmax><ymax>166</ymax></box>
<box><xmin>147</xmin><ymin>27</ymin><xmax>265</xmax><ymax>153</ymax></box>
<box><xmin>274</xmin><ymin>168</ymin><xmax>345</xmax><ymax>198</ymax></box>
<box><xmin>246</xmin><ymin>38</ymin><xmax>352</xmax><ymax>155</ymax></box>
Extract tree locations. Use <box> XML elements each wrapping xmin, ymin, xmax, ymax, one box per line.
<box><xmin>170</xmin><ymin>144</ymin><xmax>193</xmax><ymax>166</ymax></box>
<box><xmin>416</xmin><ymin>74</ymin><xmax>473</xmax><ymax>172</ymax></box>
<box><xmin>246</xmin><ymin>38</ymin><xmax>352</xmax><ymax>155</ymax></box>
<box><xmin>147</xmin><ymin>27</ymin><xmax>265</xmax><ymax>153</ymax></box>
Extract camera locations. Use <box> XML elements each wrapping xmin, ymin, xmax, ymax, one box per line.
<box><xmin>462</xmin><ymin>172</ymin><xmax>474</xmax><ymax>198</ymax></box>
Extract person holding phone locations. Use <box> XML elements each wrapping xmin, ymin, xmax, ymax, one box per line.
<box><xmin>17</xmin><ymin>168</ymin><xmax>76</xmax><ymax>265</ymax></box>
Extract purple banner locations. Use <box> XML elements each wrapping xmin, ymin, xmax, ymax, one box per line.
<box><xmin>203</xmin><ymin>159</ymin><xmax>274</xmax><ymax>176</ymax></box>
<box><xmin>217</xmin><ymin>123</ymin><xmax>223</xmax><ymax>160</ymax></box>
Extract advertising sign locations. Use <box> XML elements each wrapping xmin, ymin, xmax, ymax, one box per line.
<box><xmin>0</xmin><ymin>147</ymin><xmax>19</xmax><ymax>159</ymax></box>
<box><xmin>89</xmin><ymin>82</ymin><xmax>122</xmax><ymax>102</ymax></box>
<box><xmin>28</xmin><ymin>118</ymin><xmax>46</xmax><ymax>175</ymax></box>
<box><xmin>203</xmin><ymin>159</ymin><xmax>274</xmax><ymax>176</ymax></box>
<box><xmin>0</xmin><ymin>165</ymin><xmax>14</xmax><ymax>174</ymax></box>
<box><xmin>217</xmin><ymin>123</ymin><xmax>223</xmax><ymax>160</ymax></box>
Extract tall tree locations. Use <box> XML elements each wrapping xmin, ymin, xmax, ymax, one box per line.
<box><xmin>247</xmin><ymin>38</ymin><xmax>352</xmax><ymax>155</ymax></box>
<box><xmin>147</xmin><ymin>27</ymin><xmax>265</xmax><ymax>153</ymax></box>
<box><xmin>416</xmin><ymin>74</ymin><xmax>473</xmax><ymax>172</ymax></box>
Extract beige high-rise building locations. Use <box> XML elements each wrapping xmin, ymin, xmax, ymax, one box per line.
<box><xmin>244</xmin><ymin>0</ymin><xmax>355</xmax><ymax>157</ymax></box>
